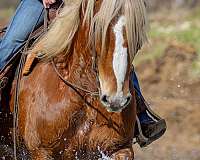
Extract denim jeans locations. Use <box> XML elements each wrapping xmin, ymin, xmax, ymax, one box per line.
<box><xmin>0</xmin><ymin>0</ymin><xmax>44</xmax><ymax>70</ymax></box>
<box><xmin>131</xmin><ymin>70</ymin><xmax>152</xmax><ymax>123</ymax></box>
<box><xmin>131</xmin><ymin>70</ymin><xmax>142</xmax><ymax>97</ymax></box>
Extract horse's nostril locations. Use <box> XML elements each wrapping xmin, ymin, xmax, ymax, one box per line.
<box><xmin>101</xmin><ymin>95</ymin><xmax>109</xmax><ymax>103</ymax></box>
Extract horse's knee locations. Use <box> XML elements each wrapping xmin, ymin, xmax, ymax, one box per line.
<box><xmin>111</xmin><ymin>148</ymin><xmax>134</xmax><ymax>160</ymax></box>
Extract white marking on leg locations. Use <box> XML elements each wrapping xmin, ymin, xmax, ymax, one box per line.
<box><xmin>113</xmin><ymin>16</ymin><xmax>127</xmax><ymax>96</ymax></box>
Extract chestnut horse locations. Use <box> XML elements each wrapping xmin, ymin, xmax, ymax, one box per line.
<box><xmin>9</xmin><ymin>0</ymin><xmax>148</xmax><ymax>159</ymax></box>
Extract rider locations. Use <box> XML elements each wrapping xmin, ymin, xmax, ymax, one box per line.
<box><xmin>0</xmin><ymin>0</ymin><xmax>166</xmax><ymax>147</ymax></box>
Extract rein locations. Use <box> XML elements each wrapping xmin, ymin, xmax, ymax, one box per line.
<box><xmin>12</xmin><ymin>4</ymin><xmax>101</xmax><ymax>159</ymax></box>
<box><xmin>12</xmin><ymin>8</ymin><xmax>48</xmax><ymax>160</ymax></box>
<box><xmin>52</xmin><ymin>59</ymin><xmax>99</xmax><ymax>96</ymax></box>
<box><xmin>0</xmin><ymin>16</ymin><xmax>44</xmax><ymax>160</ymax></box>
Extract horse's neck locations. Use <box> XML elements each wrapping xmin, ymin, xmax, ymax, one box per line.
<box><xmin>56</xmin><ymin>27</ymin><xmax>97</xmax><ymax>91</ymax></box>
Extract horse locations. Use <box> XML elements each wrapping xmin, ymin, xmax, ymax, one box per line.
<box><xmin>8</xmin><ymin>0</ymin><xmax>148</xmax><ymax>159</ymax></box>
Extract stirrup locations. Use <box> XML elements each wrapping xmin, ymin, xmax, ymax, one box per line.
<box><xmin>0</xmin><ymin>77</ymin><xmax>9</xmax><ymax>89</ymax></box>
<box><xmin>134</xmin><ymin>96</ymin><xmax>167</xmax><ymax>147</ymax></box>
<box><xmin>143</xmin><ymin>99</ymin><xmax>163</xmax><ymax>121</ymax></box>
<box><xmin>135</xmin><ymin>116</ymin><xmax>166</xmax><ymax>147</ymax></box>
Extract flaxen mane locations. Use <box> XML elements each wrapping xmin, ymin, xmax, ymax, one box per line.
<box><xmin>31</xmin><ymin>0</ymin><xmax>148</xmax><ymax>60</ymax></box>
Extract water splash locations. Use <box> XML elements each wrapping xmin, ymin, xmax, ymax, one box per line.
<box><xmin>97</xmin><ymin>146</ymin><xmax>111</xmax><ymax>160</ymax></box>
<box><xmin>74</xmin><ymin>146</ymin><xmax>112</xmax><ymax>160</ymax></box>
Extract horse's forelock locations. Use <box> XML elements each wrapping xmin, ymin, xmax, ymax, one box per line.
<box><xmin>85</xmin><ymin>0</ymin><xmax>148</xmax><ymax>60</ymax></box>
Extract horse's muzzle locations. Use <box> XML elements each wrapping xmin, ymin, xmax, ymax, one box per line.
<box><xmin>100</xmin><ymin>93</ymin><xmax>132</xmax><ymax>112</ymax></box>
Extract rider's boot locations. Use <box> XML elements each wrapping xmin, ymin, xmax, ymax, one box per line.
<box><xmin>131</xmin><ymin>70</ymin><xmax>166</xmax><ymax>147</ymax></box>
<box><xmin>135</xmin><ymin>94</ymin><xmax>166</xmax><ymax>147</ymax></box>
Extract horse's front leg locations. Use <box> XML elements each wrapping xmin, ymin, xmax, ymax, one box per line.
<box><xmin>111</xmin><ymin>148</ymin><xmax>134</xmax><ymax>160</ymax></box>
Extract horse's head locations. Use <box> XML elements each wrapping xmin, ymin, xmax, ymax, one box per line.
<box><xmin>96</xmin><ymin>16</ymin><xmax>131</xmax><ymax>112</ymax></box>
<box><xmin>89</xmin><ymin>0</ymin><xmax>148</xmax><ymax>112</ymax></box>
<box><xmin>31</xmin><ymin>0</ymin><xmax>147</xmax><ymax>112</ymax></box>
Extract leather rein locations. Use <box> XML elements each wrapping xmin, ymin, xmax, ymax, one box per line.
<box><xmin>52</xmin><ymin>56</ymin><xmax>100</xmax><ymax>96</ymax></box>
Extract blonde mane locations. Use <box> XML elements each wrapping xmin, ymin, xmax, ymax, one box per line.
<box><xmin>31</xmin><ymin>0</ymin><xmax>148</xmax><ymax>60</ymax></box>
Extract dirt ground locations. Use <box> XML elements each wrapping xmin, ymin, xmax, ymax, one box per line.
<box><xmin>133</xmin><ymin>43</ymin><xmax>200</xmax><ymax>160</ymax></box>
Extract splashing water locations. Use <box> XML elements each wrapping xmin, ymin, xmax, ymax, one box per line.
<box><xmin>98</xmin><ymin>146</ymin><xmax>111</xmax><ymax>160</ymax></box>
<box><xmin>75</xmin><ymin>146</ymin><xmax>111</xmax><ymax>160</ymax></box>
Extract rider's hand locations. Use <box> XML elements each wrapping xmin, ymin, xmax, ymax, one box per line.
<box><xmin>43</xmin><ymin>0</ymin><xmax>56</xmax><ymax>8</ymax></box>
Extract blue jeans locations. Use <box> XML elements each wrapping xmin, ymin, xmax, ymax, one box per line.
<box><xmin>131</xmin><ymin>70</ymin><xmax>153</xmax><ymax>124</ymax></box>
<box><xmin>131</xmin><ymin>70</ymin><xmax>142</xmax><ymax>97</ymax></box>
<box><xmin>0</xmin><ymin>0</ymin><xmax>44</xmax><ymax>70</ymax></box>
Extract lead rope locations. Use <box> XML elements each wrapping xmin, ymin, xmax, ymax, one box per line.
<box><xmin>13</xmin><ymin>9</ymin><xmax>46</xmax><ymax>160</ymax></box>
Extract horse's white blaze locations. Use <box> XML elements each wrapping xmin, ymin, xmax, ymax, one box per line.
<box><xmin>113</xmin><ymin>16</ymin><xmax>127</xmax><ymax>96</ymax></box>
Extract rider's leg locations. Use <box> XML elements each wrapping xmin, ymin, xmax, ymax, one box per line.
<box><xmin>131</xmin><ymin>69</ymin><xmax>166</xmax><ymax>147</ymax></box>
<box><xmin>131</xmin><ymin>70</ymin><xmax>154</xmax><ymax>123</ymax></box>
<box><xmin>0</xmin><ymin>0</ymin><xmax>44</xmax><ymax>70</ymax></box>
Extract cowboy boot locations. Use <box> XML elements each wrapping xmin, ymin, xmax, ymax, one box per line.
<box><xmin>134</xmin><ymin>93</ymin><xmax>167</xmax><ymax>147</ymax></box>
